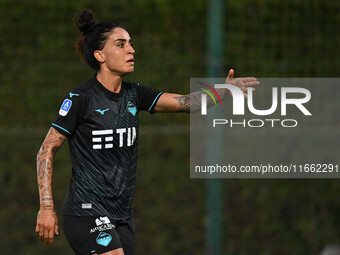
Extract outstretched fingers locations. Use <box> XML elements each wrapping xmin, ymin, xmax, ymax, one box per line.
<box><xmin>243</xmin><ymin>80</ymin><xmax>260</xmax><ymax>87</ymax></box>
<box><xmin>224</xmin><ymin>69</ymin><xmax>260</xmax><ymax>98</ymax></box>
<box><xmin>240</xmin><ymin>77</ymin><xmax>258</xmax><ymax>82</ymax></box>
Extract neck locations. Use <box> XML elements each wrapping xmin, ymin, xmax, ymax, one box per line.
<box><xmin>96</xmin><ymin>69</ymin><xmax>122</xmax><ymax>93</ymax></box>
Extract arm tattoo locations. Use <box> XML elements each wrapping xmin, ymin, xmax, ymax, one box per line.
<box><xmin>173</xmin><ymin>95</ymin><xmax>190</xmax><ymax>113</ymax></box>
<box><xmin>173</xmin><ymin>88</ymin><xmax>230</xmax><ymax>113</ymax></box>
<box><xmin>37</xmin><ymin>127</ymin><xmax>66</xmax><ymax>210</ymax></box>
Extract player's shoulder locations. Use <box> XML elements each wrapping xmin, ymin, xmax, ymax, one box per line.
<box><xmin>124</xmin><ymin>81</ymin><xmax>152</xmax><ymax>93</ymax></box>
<box><xmin>71</xmin><ymin>77</ymin><xmax>97</xmax><ymax>94</ymax></box>
<box><xmin>64</xmin><ymin>76</ymin><xmax>98</xmax><ymax>101</ymax></box>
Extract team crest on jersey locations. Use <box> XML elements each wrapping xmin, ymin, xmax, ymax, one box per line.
<box><xmin>127</xmin><ymin>101</ymin><xmax>137</xmax><ymax>116</ymax></box>
<box><xmin>59</xmin><ymin>99</ymin><xmax>72</xmax><ymax>116</ymax></box>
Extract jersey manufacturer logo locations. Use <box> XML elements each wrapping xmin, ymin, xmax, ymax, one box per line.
<box><xmin>96</xmin><ymin>232</ymin><xmax>112</xmax><ymax>247</ymax></box>
<box><xmin>127</xmin><ymin>101</ymin><xmax>137</xmax><ymax>116</ymax></box>
<box><xmin>69</xmin><ymin>92</ymin><xmax>79</xmax><ymax>98</ymax></box>
<box><xmin>59</xmin><ymin>99</ymin><xmax>72</xmax><ymax>116</ymax></box>
<box><xmin>95</xmin><ymin>108</ymin><xmax>110</xmax><ymax>115</ymax></box>
<box><xmin>92</xmin><ymin>128</ymin><xmax>136</xmax><ymax>149</ymax></box>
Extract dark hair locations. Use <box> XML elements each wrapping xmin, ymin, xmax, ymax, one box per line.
<box><xmin>75</xmin><ymin>10</ymin><xmax>122</xmax><ymax>71</ymax></box>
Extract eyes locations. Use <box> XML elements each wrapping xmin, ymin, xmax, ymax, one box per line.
<box><xmin>117</xmin><ymin>42</ymin><xmax>133</xmax><ymax>48</ymax></box>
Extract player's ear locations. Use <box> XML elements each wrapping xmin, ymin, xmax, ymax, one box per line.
<box><xmin>94</xmin><ymin>50</ymin><xmax>105</xmax><ymax>63</ymax></box>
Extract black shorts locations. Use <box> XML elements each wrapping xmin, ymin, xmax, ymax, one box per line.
<box><xmin>63</xmin><ymin>214</ymin><xmax>135</xmax><ymax>255</ymax></box>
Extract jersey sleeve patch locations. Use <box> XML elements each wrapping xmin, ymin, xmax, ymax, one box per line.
<box><xmin>59</xmin><ymin>99</ymin><xmax>72</xmax><ymax>116</ymax></box>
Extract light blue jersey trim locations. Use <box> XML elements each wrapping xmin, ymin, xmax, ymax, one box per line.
<box><xmin>52</xmin><ymin>123</ymin><xmax>71</xmax><ymax>134</ymax></box>
<box><xmin>148</xmin><ymin>92</ymin><xmax>163</xmax><ymax>112</ymax></box>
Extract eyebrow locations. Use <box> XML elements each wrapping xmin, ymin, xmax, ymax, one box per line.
<box><xmin>114</xmin><ymin>39</ymin><xmax>132</xmax><ymax>42</ymax></box>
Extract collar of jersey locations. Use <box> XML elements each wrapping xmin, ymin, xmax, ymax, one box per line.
<box><xmin>92</xmin><ymin>75</ymin><xmax>125</xmax><ymax>99</ymax></box>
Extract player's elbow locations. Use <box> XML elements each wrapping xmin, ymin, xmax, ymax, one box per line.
<box><xmin>36</xmin><ymin>143</ymin><xmax>53</xmax><ymax>163</ymax></box>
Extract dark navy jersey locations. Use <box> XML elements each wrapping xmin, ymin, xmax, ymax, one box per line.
<box><xmin>52</xmin><ymin>76</ymin><xmax>163</xmax><ymax>220</ymax></box>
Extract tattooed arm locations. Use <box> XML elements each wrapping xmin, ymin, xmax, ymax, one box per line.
<box><xmin>35</xmin><ymin>127</ymin><xmax>66</xmax><ymax>245</ymax></box>
<box><xmin>153</xmin><ymin>69</ymin><xmax>259</xmax><ymax>113</ymax></box>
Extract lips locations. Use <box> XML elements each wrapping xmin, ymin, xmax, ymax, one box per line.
<box><xmin>127</xmin><ymin>58</ymin><xmax>134</xmax><ymax>63</ymax></box>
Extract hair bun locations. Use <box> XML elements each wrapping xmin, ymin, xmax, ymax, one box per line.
<box><xmin>77</xmin><ymin>9</ymin><xmax>96</xmax><ymax>35</ymax></box>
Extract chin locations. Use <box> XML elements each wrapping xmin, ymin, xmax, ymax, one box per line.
<box><xmin>120</xmin><ymin>69</ymin><xmax>134</xmax><ymax>77</ymax></box>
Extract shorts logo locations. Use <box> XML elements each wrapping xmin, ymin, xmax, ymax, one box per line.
<box><xmin>90</xmin><ymin>216</ymin><xmax>115</xmax><ymax>233</ymax></box>
<box><xmin>59</xmin><ymin>99</ymin><xmax>72</xmax><ymax>116</ymax></box>
<box><xmin>95</xmin><ymin>216</ymin><xmax>110</xmax><ymax>226</ymax></box>
<box><xmin>127</xmin><ymin>101</ymin><xmax>137</xmax><ymax>116</ymax></box>
<box><xmin>96</xmin><ymin>232</ymin><xmax>112</xmax><ymax>247</ymax></box>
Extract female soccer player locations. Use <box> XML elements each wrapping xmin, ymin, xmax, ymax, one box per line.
<box><xmin>35</xmin><ymin>10</ymin><xmax>258</xmax><ymax>255</ymax></box>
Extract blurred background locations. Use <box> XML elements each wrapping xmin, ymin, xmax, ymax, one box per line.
<box><xmin>0</xmin><ymin>0</ymin><xmax>339</xmax><ymax>254</ymax></box>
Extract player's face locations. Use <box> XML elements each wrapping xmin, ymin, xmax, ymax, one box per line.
<box><xmin>99</xmin><ymin>27</ymin><xmax>135</xmax><ymax>76</ymax></box>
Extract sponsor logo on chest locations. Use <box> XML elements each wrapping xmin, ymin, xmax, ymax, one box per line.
<box><xmin>92</xmin><ymin>127</ymin><xmax>137</xmax><ymax>149</ymax></box>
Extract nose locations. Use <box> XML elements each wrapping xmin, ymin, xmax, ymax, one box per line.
<box><xmin>128</xmin><ymin>44</ymin><xmax>135</xmax><ymax>54</ymax></box>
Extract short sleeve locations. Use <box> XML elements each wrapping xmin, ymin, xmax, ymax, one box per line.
<box><xmin>52</xmin><ymin>91</ymin><xmax>85</xmax><ymax>137</ymax></box>
<box><xmin>136</xmin><ymin>83</ymin><xmax>163</xmax><ymax>114</ymax></box>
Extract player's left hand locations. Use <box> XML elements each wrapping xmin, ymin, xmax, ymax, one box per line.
<box><xmin>225</xmin><ymin>69</ymin><xmax>260</xmax><ymax>98</ymax></box>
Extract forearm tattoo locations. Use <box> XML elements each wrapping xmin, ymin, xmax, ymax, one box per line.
<box><xmin>173</xmin><ymin>95</ymin><xmax>191</xmax><ymax>113</ymax></box>
<box><xmin>37</xmin><ymin>127</ymin><xmax>66</xmax><ymax>210</ymax></box>
<box><xmin>173</xmin><ymin>88</ymin><xmax>230</xmax><ymax>113</ymax></box>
